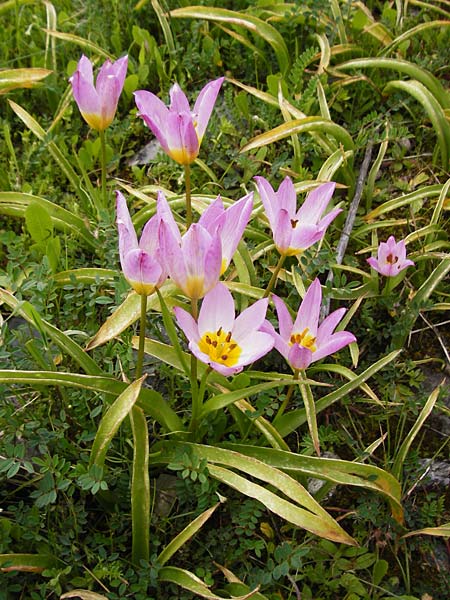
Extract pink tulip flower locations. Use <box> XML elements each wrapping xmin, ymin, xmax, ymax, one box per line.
<box><xmin>263</xmin><ymin>279</ymin><xmax>356</xmax><ymax>370</ymax></box>
<box><xmin>70</xmin><ymin>55</ymin><xmax>128</xmax><ymax>131</ymax></box>
<box><xmin>174</xmin><ymin>283</ymin><xmax>274</xmax><ymax>376</ymax></box>
<box><xmin>116</xmin><ymin>190</ymin><xmax>172</xmax><ymax>295</ymax></box>
<box><xmin>367</xmin><ymin>236</ymin><xmax>415</xmax><ymax>277</ymax></box>
<box><xmin>255</xmin><ymin>176</ymin><xmax>341</xmax><ymax>256</ymax></box>
<box><xmin>159</xmin><ymin>220</ymin><xmax>222</xmax><ymax>300</ymax></box>
<box><xmin>134</xmin><ymin>77</ymin><xmax>224</xmax><ymax>165</ymax></box>
<box><xmin>198</xmin><ymin>193</ymin><xmax>253</xmax><ymax>274</ymax></box>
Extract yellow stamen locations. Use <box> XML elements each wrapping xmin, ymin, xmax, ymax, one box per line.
<box><xmin>198</xmin><ymin>328</ymin><xmax>242</xmax><ymax>367</ymax></box>
<box><xmin>289</xmin><ymin>327</ymin><xmax>317</xmax><ymax>352</ymax></box>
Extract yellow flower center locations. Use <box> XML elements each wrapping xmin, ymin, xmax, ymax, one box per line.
<box><xmin>198</xmin><ymin>327</ymin><xmax>242</xmax><ymax>367</ymax></box>
<box><xmin>289</xmin><ymin>327</ymin><xmax>317</xmax><ymax>352</ymax></box>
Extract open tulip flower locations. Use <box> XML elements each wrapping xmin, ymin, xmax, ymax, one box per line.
<box><xmin>264</xmin><ymin>279</ymin><xmax>356</xmax><ymax>370</ymax></box>
<box><xmin>255</xmin><ymin>176</ymin><xmax>341</xmax><ymax>256</ymax></box>
<box><xmin>134</xmin><ymin>77</ymin><xmax>224</xmax><ymax>165</ymax></box>
<box><xmin>174</xmin><ymin>283</ymin><xmax>274</xmax><ymax>376</ymax></box>
<box><xmin>70</xmin><ymin>55</ymin><xmax>128</xmax><ymax>131</ymax></box>
<box><xmin>116</xmin><ymin>190</ymin><xmax>171</xmax><ymax>295</ymax></box>
<box><xmin>159</xmin><ymin>220</ymin><xmax>222</xmax><ymax>300</ymax></box>
<box><xmin>198</xmin><ymin>193</ymin><xmax>253</xmax><ymax>274</ymax></box>
<box><xmin>367</xmin><ymin>236</ymin><xmax>415</xmax><ymax>277</ymax></box>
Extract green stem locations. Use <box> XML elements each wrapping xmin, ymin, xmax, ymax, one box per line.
<box><xmin>131</xmin><ymin>292</ymin><xmax>150</xmax><ymax>564</ymax></box>
<box><xmin>274</xmin><ymin>369</ymin><xmax>299</xmax><ymax>422</ymax></box>
<box><xmin>298</xmin><ymin>369</ymin><xmax>320</xmax><ymax>456</ymax></box>
<box><xmin>184</xmin><ymin>163</ymin><xmax>192</xmax><ymax>229</ymax></box>
<box><xmin>135</xmin><ymin>293</ymin><xmax>148</xmax><ymax>379</ymax></box>
<box><xmin>100</xmin><ymin>129</ymin><xmax>107</xmax><ymax>208</ymax></box>
<box><xmin>130</xmin><ymin>404</ymin><xmax>150</xmax><ymax>565</ymax></box>
<box><xmin>263</xmin><ymin>254</ymin><xmax>286</xmax><ymax>298</ymax></box>
<box><xmin>189</xmin><ymin>298</ymin><xmax>200</xmax><ymax>435</ymax></box>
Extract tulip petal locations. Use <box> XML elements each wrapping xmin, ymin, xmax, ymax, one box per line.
<box><xmin>233</xmin><ymin>298</ymin><xmax>269</xmax><ymax>342</ymax></box>
<box><xmin>292</xmin><ymin>279</ymin><xmax>322</xmax><ymax>337</ymax></box>
<box><xmin>277</xmin><ymin>176</ymin><xmax>297</xmax><ymax>215</ymax></box>
<box><xmin>313</xmin><ymin>331</ymin><xmax>356</xmax><ymax>362</ymax></box>
<box><xmin>316</xmin><ymin>308</ymin><xmax>347</xmax><ymax>345</ymax></box>
<box><xmin>193</xmin><ymin>77</ymin><xmax>224</xmax><ymax>141</ymax></box>
<box><xmin>198</xmin><ymin>195</ymin><xmax>224</xmax><ymax>229</ymax></box>
<box><xmin>169</xmin><ymin>83</ymin><xmax>191</xmax><ymax>114</ymax></box>
<box><xmin>122</xmin><ymin>248</ymin><xmax>163</xmax><ymax>294</ymax></box>
<box><xmin>174</xmin><ymin>306</ymin><xmax>200</xmax><ymax>344</ymax></box>
<box><xmin>116</xmin><ymin>191</ymin><xmax>139</xmax><ymax>265</ymax></box>
<box><xmin>198</xmin><ymin>283</ymin><xmax>235</xmax><ymax>335</ymax></box>
<box><xmin>296</xmin><ymin>182</ymin><xmax>336</xmax><ymax>223</ymax></box>
<box><xmin>272</xmin><ymin>295</ymin><xmax>293</xmax><ymax>341</ymax></box>
<box><xmin>255</xmin><ymin>176</ymin><xmax>277</xmax><ymax>227</ymax></box>
<box><xmin>236</xmin><ymin>331</ymin><xmax>274</xmax><ymax>365</ymax></box>
<box><xmin>288</xmin><ymin>344</ymin><xmax>313</xmax><ymax>370</ymax></box>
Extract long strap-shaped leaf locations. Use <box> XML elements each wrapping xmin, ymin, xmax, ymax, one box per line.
<box><xmin>220</xmin><ymin>443</ymin><xmax>403</xmax><ymax>524</ymax></box>
<box><xmin>0</xmin><ymin>553</ymin><xmax>62</xmax><ymax>573</ymax></box>
<box><xmin>150</xmin><ymin>442</ymin><xmax>357</xmax><ymax>545</ymax></box>
<box><xmin>383</xmin><ymin>79</ymin><xmax>450</xmax><ymax>169</ymax></box>
<box><xmin>0</xmin><ymin>370</ymin><xmax>183</xmax><ymax>434</ymax></box>
<box><xmin>158</xmin><ymin>566</ymin><xmax>260</xmax><ymax>599</ymax></box>
<box><xmin>0</xmin><ymin>191</ymin><xmax>97</xmax><ymax>249</ymax></box>
<box><xmin>170</xmin><ymin>6</ymin><xmax>289</xmax><ymax>74</ymax></box>
<box><xmin>241</xmin><ymin>116</ymin><xmax>355</xmax><ymax>155</ymax></box>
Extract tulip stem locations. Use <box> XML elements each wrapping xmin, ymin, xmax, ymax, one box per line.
<box><xmin>274</xmin><ymin>369</ymin><xmax>299</xmax><ymax>422</ymax></box>
<box><xmin>136</xmin><ymin>293</ymin><xmax>148</xmax><ymax>379</ymax></box>
<box><xmin>184</xmin><ymin>164</ymin><xmax>192</xmax><ymax>229</ymax></box>
<box><xmin>131</xmin><ymin>292</ymin><xmax>150</xmax><ymax>565</ymax></box>
<box><xmin>189</xmin><ymin>298</ymin><xmax>200</xmax><ymax>436</ymax></box>
<box><xmin>264</xmin><ymin>254</ymin><xmax>286</xmax><ymax>297</ymax></box>
<box><xmin>298</xmin><ymin>369</ymin><xmax>321</xmax><ymax>456</ymax></box>
<box><xmin>100</xmin><ymin>130</ymin><xmax>107</xmax><ymax>208</ymax></box>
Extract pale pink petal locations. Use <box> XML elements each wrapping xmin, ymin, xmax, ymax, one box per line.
<box><xmin>193</xmin><ymin>77</ymin><xmax>224</xmax><ymax>140</ymax></box>
<box><xmin>159</xmin><ymin>221</ymin><xmax>188</xmax><ymax>288</ymax></box>
<box><xmin>292</xmin><ymin>279</ymin><xmax>322</xmax><ymax>337</ymax></box>
<box><xmin>236</xmin><ymin>331</ymin><xmax>274</xmax><ymax>365</ymax></box>
<box><xmin>198</xmin><ymin>195</ymin><xmax>224</xmax><ymax>229</ymax></box>
<box><xmin>156</xmin><ymin>190</ymin><xmax>181</xmax><ymax>242</ymax></box>
<box><xmin>165</xmin><ymin>111</ymin><xmax>199</xmax><ymax>163</ymax></box>
<box><xmin>134</xmin><ymin>90</ymin><xmax>170</xmax><ymax>151</ymax></box>
<box><xmin>174</xmin><ymin>306</ymin><xmax>200</xmax><ymax>343</ymax></box>
<box><xmin>313</xmin><ymin>331</ymin><xmax>356</xmax><ymax>362</ymax></box>
<box><xmin>317</xmin><ymin>207</ymin><xmax>342</xmax><ymax>232</ymax></box>
<box><xmin>116</xmin><ymin>191</ymin><xmax>138</xmax><ymax>266</ymax></box>
<box><xmin>316</xmin><ymin>308</ymin><xmax>347</xmax><ymax>345</ymax></box>
<box><xmin>296</xmin><ymin>182</ymin><xmax>336</xmax><ymax>223</ymax></box>
<box><xmin>198</xmin><ymin>283</ymin><xmax>235</xmax><ymax>335</ymax></box>
<box><xmin>70</xmin><ymin>68</ymin><xmax>99</xmax><ymax>115</ymax></box>
<box><xmin>122</xmin><ymin>249</ymin><xmax>163</xmax><ymax>288</ymax></box>
<box><xmin>215</xmin><ymin>193</ymin><xmax>253</xmax><ymax>267</ymax></box>
<box><xmin>271</xmin><ymin>295</ymin><xmax>293</xmax><ymax>342</ymax></box>
<box><xmin>367</xmin><ymin>256</ymin><xmax>383</xmax><ymax>274</ymax></box>
<box><xmin>139</xmin><ymin>214</ymin><xmax>160</xmax><ymax>255</ymax></box>
<box><xmin>289</xmin><ymin>222</ymin><xmax>323</xmax><ymax>251</ymax></box>
<box><xmin>288</xmin><ymin>344</ymin><xmax>313</xmax><ymax>370</ymax></box>
<box><xmin>202</xmin><ymin>233</ymin><xmax>222</xmax><ymax>296</ymax></box>
<box><xmin>232</xmin><ymin>298</ymin><xmax>269</xmax><ymax>342</ymax></box>
<box><xmin>273</xmin><ymin>208</ymin><xmax>294</xmax><ymax>254</ymax></box>
<box><xmin>277</xmin><ymin>176</ymin><xmax>297</xmax><ymax>216</ymax></box>
<box><xmin>169</xmin><ymin>83</ymin><xmax>191</xmax><ymax>113</ymax></box>
<box><xmin>254</xmin><ymin>176</ymin><xmax>277</xmax><ymax>228</ymax></box>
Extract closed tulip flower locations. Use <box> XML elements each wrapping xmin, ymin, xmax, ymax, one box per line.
<box><xmin>70</xmin><ymin>55</ymin><xmax>128</xmax><ymax>131</ymax></box>
<box><xmin>116</xmin><ymin>190</ymin><xmax>171</xmax><ymax>295</ymax></box>
<box><xmin>134</xmin><ymin>78</ymin><xmax>224</xmax><ymax>165</ymax></box>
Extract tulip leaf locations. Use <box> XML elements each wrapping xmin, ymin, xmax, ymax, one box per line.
<box><xmin>0</xmin><ymin>289</ymin><xmax>102</xmax><ymax>375</ymax></box>
<box><xmin>337</xmin><ymin>58</ymin><xmax>450</xmax><ymax>110</ymax></box>
<box><xmin>0</xmin><ymin>370</ymin><xmax>184</xmax><ymax>434</ymax></box>
<box><xmin>7</xmin><ymin>101</ymin><xmax>91</xmax><ymax>208</ymax></box>
<box><xmin>220</xmin><ymin>443</ymin><xmax>403</xmax><ymax>524</ymax></box>
<box><xmin>151</xmin><ymin>442</ymin><xmax>357</xmax><ymax>545</ymax></box>
<box><xmin>240</xmin><ymin>117</ymin><xmax>355</xmax><ymax>155</ymax></box>
<box><xmin>42</xmin><ymin>30</ymin><xmax>114</xmax><ymax>59</ymax></box>
<box><xmin>391</xmin><ymin>384</ymin><xmax>441</xmax><ymax>481</ymax></box>
<box><xmin>381</xmin><ymin>20</ymin><xmax>450</xmax><ymax>60</ymax></box>
<box><xmin>158</xmin><ymin>566</ymin><xmax>260</xmax><ymax>599</ymax></box>
<box><xmin>383</xmin><ymin>80</ymin><xmax>450</xmax><ymax>169</ymax></box>
<box><xmin>61</xmin><ymin>592</ymin><xmax>109</xmax><ymax>600</ymax></box>
<box><xmin>170</xmin><ymin>6</ymin><xmax>289</xmax><ymax>74</ymax></box>
<box><xmin>157</xmin><ymin>503</ymin><xmax>221</xmax><ymax>566</ymax></box>
<box><xmin>0</xmin><ymin>191</ymin><xmax>97</xmax><ymax>249</ymax></box>
<box><xmin>402</xmin><ymin>523</ymin><xmax>450</xmax><ymax>539</ymax></box>
<box><xmin>233</xmin><ymin>398</ymin><xmax>290</xmax><ymax>451</ymax></box>
<box><xmin>90</xmin><ymin>377</ymin><xmax>145</xmax><ymax>469</ymax></box>
<box><xmin>364</xmin><ymin>184</ymin><xmax>443</xmax><ymax>221</ymax></box>
<box><xmin>0</xmin><ymin>553</ymin><xmax>62</xmax><ymax>573</ymax></box>
<box><xmin>86</xmin><ymin>283</ymin><xmax>177</xmax><ymax>350</ymax></box>
<box><xmin>52</xmin><ymin>268</ymin><xmax>118</xmax><ymax>286</ymax></box>
<box><xmin>275</xmin><ymin>350</ymin><xmax>402</xmax><ymax>437</ymax></box>
<box><xmin>0</xmin><ymin>67</ymin><xmax>52</xmax><ymax>94</ymax></box>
